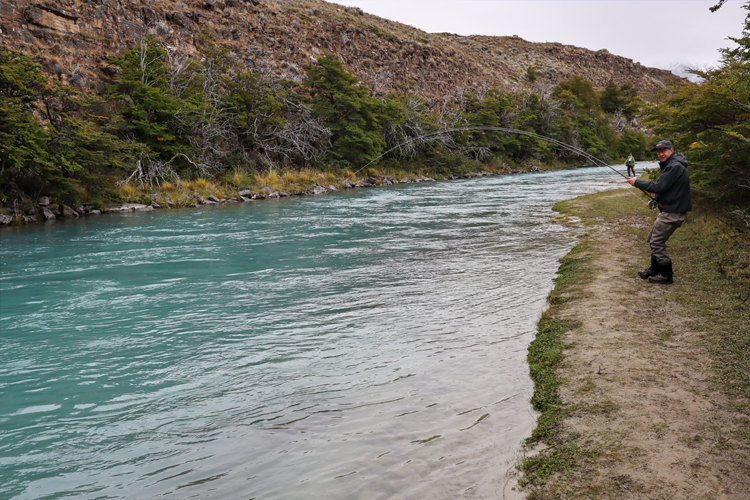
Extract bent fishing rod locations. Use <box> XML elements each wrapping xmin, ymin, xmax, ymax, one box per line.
<box><xmin>347</xmin><ymin>126</ymin><xmax>661</xmax><ymax>209</ymax></box>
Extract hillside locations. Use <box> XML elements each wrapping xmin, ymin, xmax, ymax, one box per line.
<box><xmin>0</xmin><ymin>0</ymin><xmax>677</xmax><ymax>102</ymax></box>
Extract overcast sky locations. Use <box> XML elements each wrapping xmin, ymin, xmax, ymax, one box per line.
<box><xmin>331</xmin><ymin>0</ymin><xmax>746</xmax><ymax>73</ymax></box>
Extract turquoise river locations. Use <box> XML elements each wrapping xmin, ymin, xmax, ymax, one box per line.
<box><xmin>0</xmin><ymin>166</ymin><xmax>644</xmax><ymax>499</ymax></box>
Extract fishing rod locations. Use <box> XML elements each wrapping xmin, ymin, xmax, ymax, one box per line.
<box><xmin>347</xmin><ymin>126</ymin><xmax>661</xmax><ymax>209</ymax></box>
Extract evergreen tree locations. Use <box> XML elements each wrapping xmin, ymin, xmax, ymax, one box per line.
<box><xmin>0</xmin><ymin>48</ymin><xmax>128</xmax><ymax>201</ymax></box>
<box><xmin>552</xmin><ymin>78</ymin><xmax>611</xmax><ymax>160</ymax></box>
<box><xmin>305</xmin><ymin>54</ymin><xmax>386</xmax><ymax>166</ymax></box>
<box><xmin>599</xmin><ymin>79</ymin><xmax>626</xmax><ymax>113</ymax></box>
<box><xmin>646</xmin><ymin>4</ymin><xmax>749</xmax><ymax>209</ymax></box>
<box><xmin>618</xmin><ymin>82</ymin><xmax>642</xmax><ymax>118</ymax></box>
<box><xmin>228</xmin><ymin>68</ymin><xmax>331</xmax><ymax>169</ymax></box>
<box><xmin>463</xmin><ymin>88</ymin><xmax>514</xmax><ymax>150</ymax></box>
<box><xmin>0</xmin><ymin>48</ymin><xmax>52</xmax><ymax>197</ymax></box>
<box><xmin>108</xmin><ymin>37</ymin><xmax>187</xmax><ymax>162</ymax></box>
<box><xmin>616</xmin><ymin>129</ymin><xmax>649</xmax><ymax>160</ymax></box>
<box><xmin>555</xmin><ymin>76</ymin><xmax>600</xmax><ymax>110</ymax></box>
<box><xmin>509</xmin><ymin>91</ymin><xmax>556</xmax><ymax>161</ymax></box>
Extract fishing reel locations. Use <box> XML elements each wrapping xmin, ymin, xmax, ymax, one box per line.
<box><xmin>648</xmin><ymin>199</ymin><xmax>659</xmax><ymax>210</ymax></box>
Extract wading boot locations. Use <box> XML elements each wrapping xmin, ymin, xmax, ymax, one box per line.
<box><xmin>648</xmin><ymin>261</ymin><xmax>673</xmax><ymax>285</ymax></box>
<box><xmin>637</xmin><ymin>256</ymin><xmax>659</xmax><ymax>280</ymax></box>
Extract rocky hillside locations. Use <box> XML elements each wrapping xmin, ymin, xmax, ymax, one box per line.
<box><xmin>1</xmin><ymin>0</ymin><xmax>677</xmax><ymax>103</ymax></box>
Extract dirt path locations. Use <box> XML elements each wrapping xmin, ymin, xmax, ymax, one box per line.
<box><xmin>521</xmin><ymin>190</ymin><xmax>750</xmax><ymax>499</ymax></box>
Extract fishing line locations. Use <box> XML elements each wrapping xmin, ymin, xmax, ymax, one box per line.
<box><xmin>346</xmin><ymin>126</ymin><xmax>657</xmax><ymax>208</ymax></box>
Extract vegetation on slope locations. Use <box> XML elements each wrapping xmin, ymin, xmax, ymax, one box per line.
<box><xmin>0</xmin><ymin>29</ymin><xmax>651</xmax><ymax>213</ymax></box>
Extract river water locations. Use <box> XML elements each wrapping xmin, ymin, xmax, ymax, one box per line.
<box><xmin>0</xmin><ymin>166</ymin><xmax>638</xmax><ymax>500</ymax></box>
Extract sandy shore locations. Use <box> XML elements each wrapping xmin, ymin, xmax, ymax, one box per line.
<box><xmin>516</xmin><ymin>189</ymin><xmax>750</xmax><ymax>499</ymax></box>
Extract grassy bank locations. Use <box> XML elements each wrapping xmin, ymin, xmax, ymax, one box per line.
<box><xmin>1</xmin><ymin>157</ymin><xmax>579</xmax><ymax>222</ymax></box>
<box><xmin>518</xmin><ymin>188</ymin><xmax>750</xmax><ymax>498</ymax></box>
<box><xmin>520</xmin><ymin>241</ymin><xmax>593</xmax><ymax>489</ymax></box>
<box><xmin>114</xmin><ymin>158</ymin><xmax>523</xmax><ymax>208</ymax></box>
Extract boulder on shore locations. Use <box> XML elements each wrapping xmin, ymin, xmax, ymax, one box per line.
<box><xmin>61</xmin><ymin>205</ymin><xmax>79</xmax><ymax>217</ymax></box>
<box><xmin>42</xmin><ymin>208</ymin><xmax>56</xmax><ymax>221</ymax></box>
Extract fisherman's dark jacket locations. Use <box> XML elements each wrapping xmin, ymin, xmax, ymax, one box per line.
<box><xmin>634</xmin><ymin>153</ymin><xmax>692</xmax><ymax>213</ymax></box>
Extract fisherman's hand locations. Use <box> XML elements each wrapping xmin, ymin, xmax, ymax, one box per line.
<box><xmin>627</xmin><ymin>177</ymin><xmax>636</xmax><ymax>186</ymax></box>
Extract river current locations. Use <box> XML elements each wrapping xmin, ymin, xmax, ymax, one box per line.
<box><xmin>0</xmin><ymin>166</ymin><xmax>643</xmax><ymax>499</ymax></box>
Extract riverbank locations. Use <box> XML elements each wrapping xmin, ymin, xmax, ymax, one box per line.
<box><xmin>0</xmin><ymin>160</ymin><xmax>553</xmax><ymax>227</ymax></box>
<box><xmin>517</xmin><ymin>188</ymin><xmax>750</xmax><ymax>499</ymax></box>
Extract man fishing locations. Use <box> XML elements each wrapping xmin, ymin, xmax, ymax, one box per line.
<box><xmin>627</xmin><ymin>140</ymin><xmax>692</xmax><ymax>285</ymax></box>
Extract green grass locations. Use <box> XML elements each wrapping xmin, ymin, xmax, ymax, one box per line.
<box><xmin>669</xmin><ymin>206</ymin><xmax>750</xmax><ymax>421</ymax></box>
<box><xmin>520</xmin><ymin>435</ymin><xmax>597</xmax><ymax>496</ymax></box>
<box><xmin>519</xmin><ymin>242</ymin><xmax>589</xmax><ymax>488</ymax></box>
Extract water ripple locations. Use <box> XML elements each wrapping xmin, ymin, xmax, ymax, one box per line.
<box><xmin>0</xmin><ymin>166</ymin><xmax>646</xmax><ymax>499</ymax></box>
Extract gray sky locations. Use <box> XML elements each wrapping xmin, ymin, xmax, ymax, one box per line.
<box><xmin>331</xmin><ymin>0</ymin><xmax>746</xmax><ymax>72</ymax></box>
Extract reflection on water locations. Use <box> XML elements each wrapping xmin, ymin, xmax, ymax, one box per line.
<box><xmin>0</xmin><ymin>166</ymin><xmax>640</xmax><ymax>499</ymax></box>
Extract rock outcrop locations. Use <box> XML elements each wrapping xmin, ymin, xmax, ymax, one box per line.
<box><xmin>0</xmin><ymin>0</ymin><xmax>678</xmax><ymax>103</ymax></box>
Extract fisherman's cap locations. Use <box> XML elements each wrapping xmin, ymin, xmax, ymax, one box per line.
<box><xmin>651</xmin><ymin>140</ymin><xmax>674</xmax><ymax>151</ymax></box>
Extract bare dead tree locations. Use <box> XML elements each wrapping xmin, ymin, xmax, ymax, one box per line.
<box><xmin>434</xmin><ymin>101</ymin><xmax>467</xmax><ymax>149</ymax></box>
<box><xmin>609</xmin><ymin>109</ymin><xmax>628</xmax><ymax>134</ymax></box>
<box><xmin>173</xmin><ymin>54</ymin><xmax>236</xmax><ymax>176</ymax></box>
<box><xmin>382</xmin><ymin>95</ymin><xmax>435</xmax><ymax>158</ymax></box>
<box><xmin>136</xmin><ymin>37</ymin><xmax>165</xmax><ymax>87</ymax></box>
<box><xmin>729</xmin><ymin>208</ymin><xmax>750</xmax><ymax>228</ymax></box>
<box><xmin>262</xmin><ymin>103</ymin><xmax>332</xmax><ymax>168</ymax></box>
<box><xmin>231</xmin><ymin>70</ymin><xmax>332</xmax><ymax>171</ymax></box>
<box><xmin>162</xmin><ymin>43</ymin><xmax>194</xmax><ymax>96</ymax></box>
<box><xmin>535</xmin><ymin>87</ymin><xmax>562</xmax><ymax>130</ymax></box>
<box><xmin>454</xmin><ymin>144</ymin><xmax>492</xmax><ymax>161</ymax></box>
<box><xmin>125</xmin><ymin>149</ymin><xmax>182</xmax><ymax>187</ymax></box>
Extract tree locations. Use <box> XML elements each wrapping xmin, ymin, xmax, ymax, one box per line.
<box><xmin>109</xmin><ymin>37</ymin><xmax>187</xmax><ymax>163</ymax></box>
<box><xmin>551</xmin><ymin>78</ymin><xmax>613</xmax><ymax>161</ymax></box>
<box><xmin>177</xmin><ymin>30</ymin><xmax>236</xmax><ymax>176</ymax></box>
<box><xmin>599</xmin><ymin>79</ymin><xmax>626</xmax><ymax>114</ymax></box>
<box><xmin>0</xmin><ymin>48</ymin><xmax>52</xmax><ymax>198</ymax></box>
<box><xmin>305</xmin><ymin>54</ymin><xmax>386</xmax><ymax>167</ymax></box>
<box><xmin>379</xmin><ymin>93</ymin><xmax>436</xmax><ymax>159</ymax></box>
<box><xmin>616</xmin><ymin>129</ymin><xmax>649</xmax><ymax>160</ymax></box>
<box><xmin>646</xmin><ymin>3</ymin><xmax>749</xmax><ymax>211</ymax></box>
<box><xmin>618</xmin><ymin>82</ymin><xmax>642</xmax><ymax>118</ymax></box>
<box><xmin>555</xmin><ymin>76</ymin><xmax>599</xmax><ymax>110</ymax></box>
<box><xmin>0</xmin><ymin>48</ymin><xmax>128</xmax><ymax>201</ymax></box>
<box><xmin>228</xmin><ymin>69</ymin><xmax>330</xmax><ymax>170</ymax></box>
